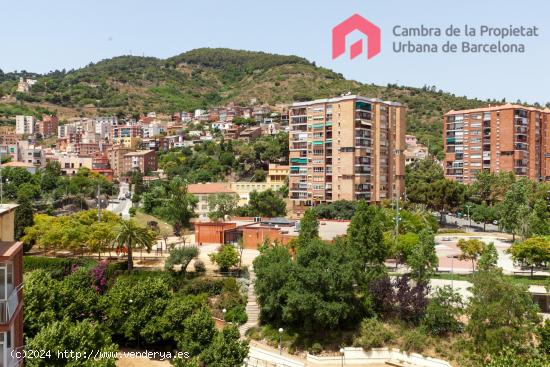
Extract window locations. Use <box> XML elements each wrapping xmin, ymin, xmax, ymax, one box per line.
<box><xmin>313</xmin><ymin>167</ymin><xmax>324</xmax><ymax>173</ymax></box>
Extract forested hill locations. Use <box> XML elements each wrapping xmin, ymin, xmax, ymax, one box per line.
<box><xmin>0</xmin><ymin>47</ymin><xmax>522</xmax><ymax>157</ymax></box>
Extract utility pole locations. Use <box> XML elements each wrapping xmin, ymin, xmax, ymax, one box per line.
<box><xmin>97</xmin><ymin>182</ymin><xmax>101</xmax><ymax>222</ymax></box>
<box><xmin>0</xmin><ymin>153</ymin><xmax>3</xmax><ymax>208</ymax></box>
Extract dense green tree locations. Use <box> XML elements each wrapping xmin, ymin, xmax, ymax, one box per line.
<box><xmin>485</xmin><ymin>348</ymin><xmax>549</xmax><ymax>367</ymax></box>
<box><xmin>507</xmin><ymin>237</ymin><xmax>550</xmax><ymax>276</ymax></box>
<box><xmin>297</xmin><ymin>209</ymin><xmax>319</xmax><ymax>246</ymax></box>
<box><xmin>207</xmin><ymin>193</ymin><xmax>239</xmax><ymax>221</ymax></box>
<box><xmin>25</xmin><ymin>319</ymin><xmax>117</xmax><ymax>367</ymax></box>
<box><xmin>471</xmin><ymin>204</ymin><xmax>497</xmax><ymax>231</ymax></box>
<box><xmin>14</xmin><ymin>196</ymin><xmax>34</xmax><ymax>241</ymax></box>
<box><xmin>157</xmin><ymin>177</ymin><xmax>197</xmax><ymax>227</ymax></box>
<box><xmin>467</xmin><ymin>270</ymin><xmax>541</xmax><ymax>355</ymax></box>
<box><xmin>529</xmin><ymin>198</ymin><xmax>550</xmax><ymax>236</ymax></box>
<box><xmin>24</xmin><ymin>269</ymin><xmax>58</xmax><ymax>337</ymax></box>
<box><xmin>428</xmin><ymin>179</ymin><xmax>465</xmax><ymax>222</ymax></box>
<box><xmin>200</xmin><ymin>326</ymin><xmax>249</xmax><ymax>367</ymax></box>
<box><xmin>405</xmin><ymin>158</ymin><xmax>444</xmax><ymax>205</ymax></box>
<box><xmin>179</xmin><ymin>306</ymin><xmax>216</xmax><ymax>356</ymax></box>
<box><xmin>422</xmin><ymin>285</ymin><xmax>464</xmax><ymax>336</ymax></box>
<box><xmin>477</xmin><ymin>242</ymin><xmax>499</xmax><ymax>271</ymax></box>
<box><xmin>235</xmin><ymin>189</ymin><xmax>286</xmax><ymax>217</ymax></box>
<box><xmin>407</xmin><ymin>229</ymin><xmax>438</xmax><ymax>283</ymax></box>
<box><xmin>102</xmin><ymin>275</ymin><xmax>172</xmax><ymax>345</ymax></box>
<box><xmin>347</xmin><ymin>201</ymin><xmax>387</xmax><ymax>280</ymax></box>
<box><xmin>312</xmin><ymin>200</ymin><xmax>357</xmax><ymax>220</ymax></box>
<box><xmin>253</xmin><ymin>245</ymin><xmax>294</xmax><ymax>324</ymax></box>
<box><xmin>498</xmin><ymin>179</ymin><xmax>530</xmax><ymax>241</ymax></box>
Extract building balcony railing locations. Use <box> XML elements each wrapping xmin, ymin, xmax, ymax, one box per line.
<box><xmin>0</xmin><ymin>285</ymin><xmax>21</xmax><ymax>324</ymax></box>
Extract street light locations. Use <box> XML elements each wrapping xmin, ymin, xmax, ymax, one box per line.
<box><xmin>278</xmin><ymin>327</ymin><xmax>283</xmax><ymax>355</ymax></box>
<box><xmin>465</xmin><ymin>203</ymin><xmax>473</xmax><ymax>229</ymax></box>
<box><xmin>222</xmin><ymin>308</ymin><xmax>226</xmax><ymax>322</ymax></box>
<box><xmin>339</xmin><ymin>348</ymin><xmax>345</xmax><ymax>367</ymax></box>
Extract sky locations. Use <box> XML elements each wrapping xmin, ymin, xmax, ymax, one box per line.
<box><xmin>1</xmin><ymin>0</ymin><xmax>549</xmax><ymax>104</ymax></box>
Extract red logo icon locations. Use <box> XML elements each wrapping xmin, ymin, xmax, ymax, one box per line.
<box><xmin>332</xmin><ymin>14</ymin><xmax>381</xmax><ymax>60</ymax></box>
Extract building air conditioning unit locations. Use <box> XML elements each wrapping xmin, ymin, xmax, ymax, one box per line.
<box><xmin>253</xmin><ymin>217</ymin><xmax>261</xmax><ymax>223</ymax></box>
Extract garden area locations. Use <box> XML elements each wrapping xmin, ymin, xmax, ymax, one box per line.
<box><xmin>250</xmin><ymin>203</ymin><xmax>550</xmax><ymax>367</ymax></box>
<box><xmin>23</xmin><ymin>253</ymin><xmax>250</xmax><ymax>366</ymax></box>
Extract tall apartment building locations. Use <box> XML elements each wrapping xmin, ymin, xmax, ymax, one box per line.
<box><xmin>108</xmin><ymin>145</ymin><xmax>132</xmax><ymax>178</ymax></box>
<box><xmin>15</xmin><ymin>116</ymin><xmax>35</xmax><ymax>135</ymax></box>
<box><xmin>0</xmin><ymin>204</ymin><xmax>24</xmax><ymax>367</ymax></box>
<box><xmin>444</xmin><ymin>104</ymin><xmax>550</xmax><ymax>183</ymax></box>
<box><xmin>288</xmin><ymin>95</ymin><xmax>406</xmax><ymax>215</ymax></box>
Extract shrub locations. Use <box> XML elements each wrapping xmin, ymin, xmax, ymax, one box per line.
<box><xmin>194</xmin><ymin>260</ymin><xmax>206</xmax><ymax>273</ymax></box>
<box><xmin>353</xmin><ymin>318</ymin><xmax>395</xmax><ymax>350</ymax></box>
<box><xmin>308</xmin><ymin>342</ymin><xmax>322</xmax><ymax>355</ymax></box>
<box><xmin>225</xmin><ymin>305</ymin><xmax>248</xmax><ymax>325</ymax></box>
<box><xmin>209</xmin><ymin>244</ymin><xmax>239</xmax><ymax>271</ymax></box>
<box><xmin>182</xmin><ymin>278</ymin><xmax>225</xmax><ymax>296</ymax></box>
<box><xmin>129</xmin><ymin>207</ymin><xmax>136</xmax><ymax>217</ymax></box>
<box><xmin>24</xmin><ymin>256</ymin><xmax>97</xmax><ymax>278</ymax></box>
<box><xmin>400</xmin><ymin>328</ymin><xmax>428</xmax><ymax>353</ymax></box>
<box><xmin>423</xmin><ymin>286</ymin><xmax>464</xmax><ymax>336</ymax></box>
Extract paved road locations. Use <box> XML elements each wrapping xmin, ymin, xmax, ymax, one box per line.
<box><xmin>443</xmin><ymin>213</ymin><xmax>499</xmax><ymax>232</ymax></box>
<box><xmin>106</xmin><ymin>182</ymin><xmax>132</xmax><ymax>219</ymax></box>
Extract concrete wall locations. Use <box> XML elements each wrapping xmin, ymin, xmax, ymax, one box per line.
<box><xmin>306</xmin><ymin>347</ymin><xmax>451</xmax><ymax>367</ymax></box>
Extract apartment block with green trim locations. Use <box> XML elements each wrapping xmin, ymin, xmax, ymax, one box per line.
<box><xmin>288</xmin><ymin>95</ymin><xmax>406</xmax><ymax>216</ymax></box>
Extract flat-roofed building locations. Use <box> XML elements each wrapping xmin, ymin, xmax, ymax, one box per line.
<box><xmin>288</xmin><ymin>95</ymin><xmax>406</xmax><ymax>215</ymax></box>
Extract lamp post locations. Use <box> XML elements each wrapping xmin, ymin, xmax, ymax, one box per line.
<box><xmin>278</xmin><ymin>327</ymin><xmax>283</xmax><ymax>355</ymax></box>
<box><xmin>465</xmin><ymin>203</ymin><xmax>473</xmax><ymax>229</ymax></box>
<box><xmin>339</xmin><ymin>348</ymin><xmax>344</xmax><ymax>367</ymax></box>
<box><xmin>222</xmin><ymin>308</ymin><xmax>226</xmax><ymax>322</ymax></box>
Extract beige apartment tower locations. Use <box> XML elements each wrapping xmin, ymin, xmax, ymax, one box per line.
<box><xmin>289</xmin><ymin>95</ymin><xmax>406</xmax><ymax>215</ymax></box>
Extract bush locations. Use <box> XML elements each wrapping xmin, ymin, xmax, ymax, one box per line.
<box><xmin>194</xmin><ymin>260</ymin><xmax>206</xmax><ymax>273</ymax></box>
<box><xmin>182</xmin><ymin>278</ymin><xmax>225</xmax><ymax>296</ymax></box>
<box><xmin>225</xmin><ymin>305</ymin><xmax>248</xmax><ymax>325</ymax></box>
<box><xmin>308</xmin><ymin>342</ymin><xmax>322</xmax><ymax>355</ymax></box>
<box><xmin>209</xmin><ymin>244</ymin><xmax>239</xmax><ymax>271</ymax></box>
<box><xmin>423</xmin><ymin>286</ymin><xmax>464</xmax><ymax>336</ymax></box>
<box><xmin>353</xmin><ymin>318</ymin><xmax>395</xmax><ymax>350</ymax></box>
<box><xmin>400</xmin><ymin>328</ymin><xmax>428</xmax><ymax>353</ymax></box>
<box><xmin>129</xmin><ymin>207</ymin><xmax>136</xmax><ymax>217</ymax></box>
<box><xmin>24</xmin><ymin>256</ymin><xmax>97</xmax><ymax>278</ymax></box>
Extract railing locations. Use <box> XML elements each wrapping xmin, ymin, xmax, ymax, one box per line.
<box><xmin>0</xmin><ymin>285</ymin><xmax>22</xmax><ymax>324</ymax></box>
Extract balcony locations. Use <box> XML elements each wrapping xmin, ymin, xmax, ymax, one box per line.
<box><xmin>0</xmin><ymin>286</ymin><xmax>21</xmax><ymax>324</ymax></box>
<box><xmin>355</xmin><ymin>138</ymin><xmax>372</xmax><ymax>148</ymax></box>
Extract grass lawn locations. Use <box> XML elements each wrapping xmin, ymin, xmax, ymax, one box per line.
<box><xmin>432</xmin><ymin>272</ymin><xmax>549</xmax><ymax>287</ymax></box>
<box><xmin>134</xmin><ymin>211</ymin><xmax>173</xmax><ymax>235</ymax></box>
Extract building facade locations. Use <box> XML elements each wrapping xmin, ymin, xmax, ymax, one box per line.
<box><xmin>15</xmin><ymin>116</ymin><xmax>35</xmax><ymax>135</ymax></box>
<box><xmin>288</xmin><ymin>95</ymin><xmax>406</xmax><ymax>215</ymax></box>
<box><xmin>0</xmin><ymin>204</ymin><xmax>24</xmax><ymax>367</ymax></box>
<box><xmin>122</xmin><ymin>150</ymin><xmax>157</xmax><ymax>175</ymax></box>
<box><xmin>37</xmin><ymin>116</ymin><xmax>59</xmax><ymax>138</ymax></box>
<box><xmin>444</xmin><ymin>104</ymin><xmax>550</xmax><ymax>183</ymax></box>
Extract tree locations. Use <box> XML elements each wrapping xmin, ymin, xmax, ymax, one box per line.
<box><xmin>25</xmin><ymin>319</ymin><xmax>117</xmax><ymax>367</ymax></box>
<box><xmin>236</xmin><ymin>189</ymin><xmax>286</xmax><ymax>217</ymax></box>
<box><xmin>405</xmin><ymin>158</ymin><xmax>444</xmax><ymax>206</ymax></box>
<box><xmin>507</xmin><ymin>237</ymin><xmax>550</xmax><ymax>276</ymax></box>
<box><xmin>423</xmin><ymin>285</ymin><xmax>464</xmax><ymax>336</ymax></box>
<box><xmin>179</xmin><ymin>306</ymin><xmax>216</xmax><ymax>356</ymax></box>
<box><xmin>297</xmin><ymin>209</ymin><xmax>319</xmax><ymax>246</ymax></box>
<box><xmin>477</xmin><ymin>242</ymin><xmax>499</xmax><ymax>271</ymax></box>
<box><xmin>24</xmin><ymin>270</ymin><xmax>58</xmax><ymax>337</ymax></box>
<box><xmin>499</xmin><ymin>179</ymin><xmax>530</xmax><ymax>241</ymax></box>
<box><xmin>114</xmin><ymin>219</ymin><xmax>155</xmax><ymax>271</ymax></box>
<box><xmin>158</xmin><ymin>177</ymin><xmax>197</xmax><ymax>227</ymax></box>
<box><xmin>471</xmin><ymin>204</ymin><xmax>496</xmax><ymax>231</ymax></box>
<box><xmin>313</xmin><ymin>200</ymin><xmax>357</xmax><ymax>220</ymax></box>
<box><xmin>102</xmin><ymin>275</ymin><xmax>172</xmax><ymax>345</ymax></box>
<box><xmin>14</xmin><ymin>196</ymin><xmax>34</xmax><ymax>242</ymax></box>
<box><xmin>485</xmin><ymin>348</ymin><xmax>549</xmax><ymax>367</ymax></box>
<box><xmin>253</xmin><ymin>245</ymin><xmax>294</xmax><ymax>324</ymax></box>
<box><xmin>200</xmin><ymin>326</ymin><xmax>249</xmax><ymax>367</ymax></box>
<box><xmin>86</xmin><ymin>222</ymin><xmax>116</xmax><ymax>259</ymax></box>
<box><xmin>529</xmin><ymin>199</ymin><xmax>550</xmax><ymax>236</ymax></box>
<box><xmin>389</xmin><ymin>232</ymin><xmax>419</xmax><ymax>265</ymax></box>
<box><xmin>428</xmin><ymin>179</ymin><xmax>465</xmax><ymax>222</ymax></box>
<box><xmin>209</xmin><ymin>244</ymin><xmax>239</xmax><ymax>272</ymax></box>
<box><xmin>467</xmin><ymin>270</ymin><xmax>541</xmax><ymax>355</ymax></box>
<box><xmin>164</xmin><ymin>246</ymin><xmax>199</xmax><ymax>275</ymax></box>
<box><xmin>457</xmin><ymin>238</ymin><xmax>485</xmax><ymax>272</ymax></box>
<box><xmin>407</xmin><ymin>229</ymin><xmax>438</xmax><ymax>283</ymax></box>
<box><xmin>347</xmin><ymin>201</ymin><xmax>387</xmax><ymax>280</ymax></box>
<box><xmin>208</xmin><ymin>193</ymin><xmax>239</xmax><ymax>221</ymax></box>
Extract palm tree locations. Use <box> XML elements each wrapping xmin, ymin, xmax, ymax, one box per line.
<box><xmin>114</xmin><ymin>219</ymin><xmax>155</xmax><ymax>271</ymax></box>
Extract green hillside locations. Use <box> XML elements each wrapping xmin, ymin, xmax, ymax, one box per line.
<box><xmin>0</xmin><ymin>48</ymin><xmax>510</xmax><ymax>157</ymax></box>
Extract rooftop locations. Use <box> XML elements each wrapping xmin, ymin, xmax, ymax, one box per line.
<box><xmin>2</xmin><ymin>162</ymin><xmax>35</xmax><ymax>168</ymax></box>
<box><xmin>291</xmin><ymin>95</ymin><xmax>402</xmax><ymax>108</ymax></box>
<box><xmin>0</xmin><ymin>241</ymin><xmax>23</xmax><ymax>259</ymax></box>
<box><xmin>445</xmin><ymin>103</ymin><xmax>546</xmax><ymax>116</ymax></box>
<box><xmin>187</xmin><ymin>183</ymin><xmax>236</xmax><ymax>195</ymax></box>
<box><xmin>124</xmin><ymin>150</ymin><xmax>154</xmax><ymax>157</ymax></box>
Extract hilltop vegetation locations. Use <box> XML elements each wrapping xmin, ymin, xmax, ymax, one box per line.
<box><xmin>0</xmin><ymin>48</ymin><xmax>530</xmax><ymax>156</ymax></box>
